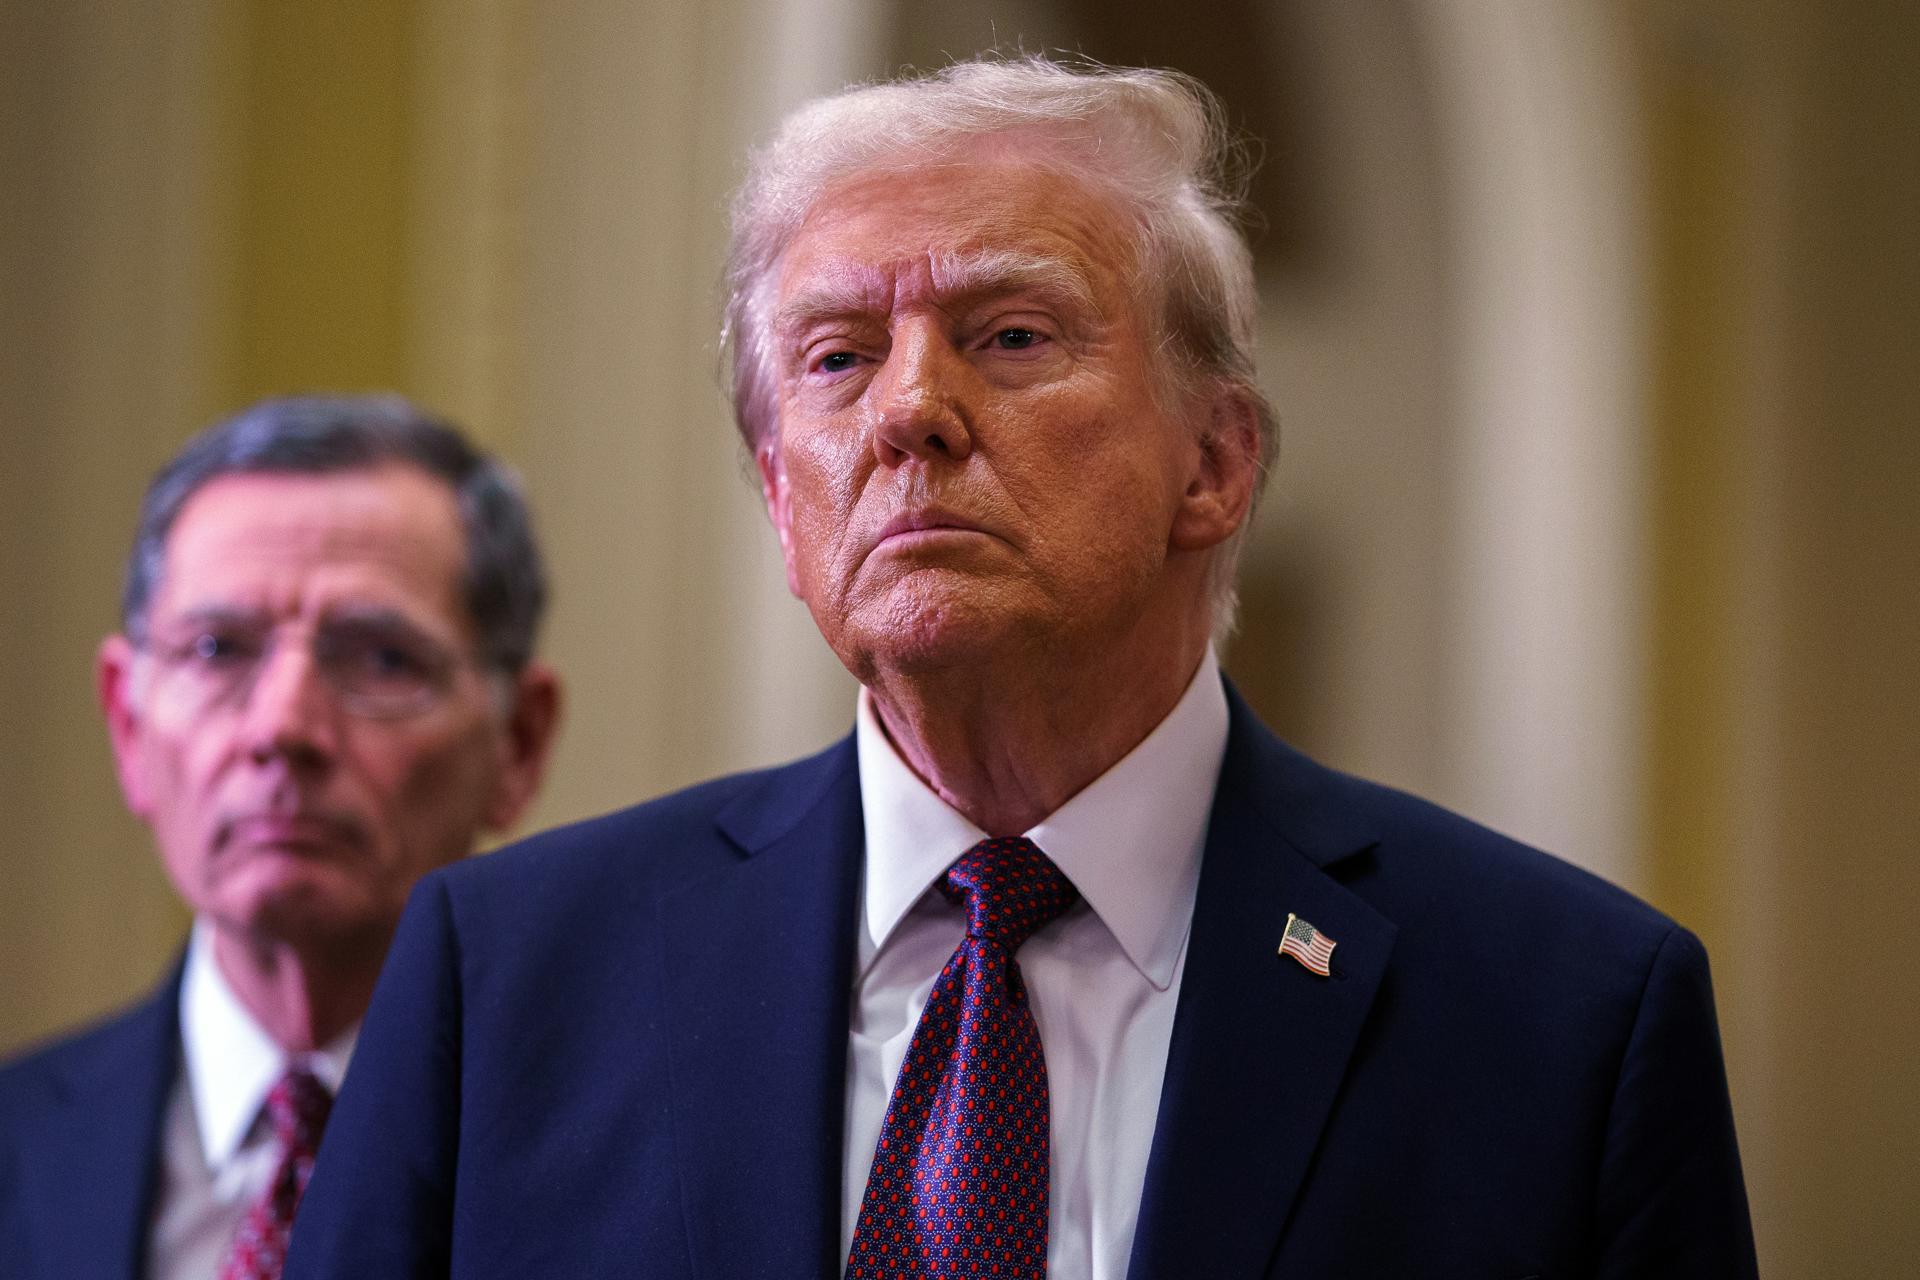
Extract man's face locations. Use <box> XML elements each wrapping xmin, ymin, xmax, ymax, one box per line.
<box><xmin>760</xmin><ymin>155</ymin><xmax>1252</xmax><ymax>682</ymax></box>
<box><xmin>100</xmin><ymin>464</ymin><xmax>551</xmax><ymax>953</ymax></box>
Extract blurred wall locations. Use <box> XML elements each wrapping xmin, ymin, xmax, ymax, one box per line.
<box><xmin>2</xmin><ymin>0</ymin><xmax>1914</xmax><ymax>1269</ymax></box>
<box><xmin>1</xmin><ymin>0</ymin><xmax>226</xmax><ymax>1056</ymax></box>
<box><xmin>1630</xmin><ymin>0</ymin><xmax>1920</xmax><ymax>1269</ymax></box>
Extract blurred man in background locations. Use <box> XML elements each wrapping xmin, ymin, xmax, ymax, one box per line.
<box><xmin>290</xmin><ymin>59</ymin><xmax>1754</xmax><ymax>1278</ymax></box>
<box><xmin>0</xmin><ymin>396</ymin><xmax>561</xmax><ymax>1279</ymax></box>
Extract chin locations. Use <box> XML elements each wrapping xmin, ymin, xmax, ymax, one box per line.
<box><xmin>222</xmin><ymin>870</ymin><xmax>387</xmax><ymax>952</ymax></box>
<box><xmin>840</xmin><ymin>588</ymin><xmax>1040</xmax><ymax>679</ymax></box>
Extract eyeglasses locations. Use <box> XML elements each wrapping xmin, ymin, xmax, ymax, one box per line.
<box><xmin>139</xmin><ymin>613</ymin><xmax>473</xmax><ymax>720</ymax></box>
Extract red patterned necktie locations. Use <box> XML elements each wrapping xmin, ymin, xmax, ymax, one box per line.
<box><xmin>846</xmin><ymin>836</ymin><xmax>1079</xmax><ymax>1280</ymax></box>
<box><xmin>220</xmin><ymin>1066</ymin><xmax>333</xmax><ymax>1280</ymax></box>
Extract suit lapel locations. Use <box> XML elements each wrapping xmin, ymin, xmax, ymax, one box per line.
<box><xmin>22</xmin><ymin>969</ymin><xmax>180</xmax><ymax>1280</ymax></box>
<box><xmin>658</xmin><ymin>738</ymin><xmax>864</xmax><ymax>1278</ymax></box>
<box><xmin>1127</xmin><ymin>691</ymin><xmax>1397</xmax><ymax>1280</ymax></box>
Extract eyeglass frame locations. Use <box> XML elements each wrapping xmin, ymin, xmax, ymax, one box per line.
<box><xmin>129</xmin><ymin>606</ymin><xmax>502</xmax><ymax>722</ymax></box>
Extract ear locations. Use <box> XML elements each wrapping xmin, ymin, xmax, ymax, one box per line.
<box><xmin>755</xmin><ymin>439</ymin><xmax>803</xmax><ymax>597</ymax></box>
<box><xmin>1170</xmin><ymin>388</ymin><xmax>1264</xmax><ymax>553</ymax></box>
<box><xmin>98</xmin><ymin>634</ymin><xmax>157</xmax><ymax>820</ymax></box>
<box><xmin>481</xmin><ymin>659</ymin><xmax>563</xmax><ymax>832</ymax></box>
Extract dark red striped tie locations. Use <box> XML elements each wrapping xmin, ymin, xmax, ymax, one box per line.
<box><xmin>846</xmin><ymin>836</ymin><xmax>1079</xmax><ymax>1279</ymax></box>
<box><xmin>220</xmin><ymin>1066</ymin><xmax>332</xmax><ymax>1280</ymax></box>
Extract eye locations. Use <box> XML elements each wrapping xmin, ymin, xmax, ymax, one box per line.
<box><xmin>367</xmin><ymin>643</ymin><xmax>430</xmax><ymax>678</ymax></box>
<box><xmin>344</xmin><ymin>638</ymin><xmax>431</xmax><ymax>681</ymax></box>
<box><xmin>182</xmin><ymin>628</ymin><xmax>262</xmax><ymax>667</ymax></box>
<box><xmin>319</xmin><ymin>622</ymin><xmax>448</xmax><ymax>693</ymax></box>
<box><xmin>993</xmin><ymin>327</ymin><xmax>1040</xmax><ymax>350</ymax></box>
<box><xmin>816</xmin><ymin>350</ymin><xmax>859</xmax><ymax>374</ymax></box>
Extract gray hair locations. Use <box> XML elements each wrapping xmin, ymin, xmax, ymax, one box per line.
<box><xmin>122</xmin><ymin>395</ymin><xmax>548</xmax><ymax>673</ymax></box>
<box><xmin>721</xmin><ymin>55</ymin><xmax>1277</xmax><ymax>630</ymax></box>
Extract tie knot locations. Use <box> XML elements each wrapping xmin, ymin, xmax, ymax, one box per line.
<box><xmin>940</xmin><ymin>836</ymin><xmax>1078</xmax><ymax>951</ymax></box>
<box><xmin>264</xmin><ymin>1067</ymin><xmax>333</xmax><ymax>1152</ymax></box>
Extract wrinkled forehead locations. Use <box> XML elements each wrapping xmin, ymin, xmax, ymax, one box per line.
<box><xmin>770</xmin><ymin>156</ymin><xmax>1146</xmax><ymax>324</ymax></box>
<box><xmin>152</xmin><ymin>465</ymin><xmax>472</xmax><ymax>631</ymax></box>
<box><xmin>772</xmin><ymin>245</ymin><xmax>1104</xmax><ymax>338</ymax></box>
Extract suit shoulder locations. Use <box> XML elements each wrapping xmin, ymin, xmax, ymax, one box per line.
<box><xmin>1232</xmin><ymin>709</ymin><xmax>1687</xmax><ymax>997</ymax></box>
<box><xmin>0</xmin><ymin>983</ymin><xmax>176</xmax><ymax>1120</ymax></box>
<box><xmin>424</xmin><ymin>735</ymin><xmax>857</xmax><ymax>925</ymax></box>
<box><xmin>1235</xmin><ymin>712</ymin><xmax>1666</xmax><ymax>934</ymax></box>
<box><xmin>1303</xmin><ymin>766</ymin><xmax>1699</xmax><ymax>1017</ymax></box>
<box><xmin>1228</xmin><ymin>691</ymin><xmax>1671</xmax><ymax>940</ymax></box>
<box><xmin>1362</xmin><ymin>774</ymin><xmax>1672</xmax><ymax>933</ymax></box>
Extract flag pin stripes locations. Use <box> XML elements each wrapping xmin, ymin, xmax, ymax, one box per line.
<box><xmin>1278</xmin><ymin>912</ymin><xmax>1337</xmax><ymax>976</ymax></box>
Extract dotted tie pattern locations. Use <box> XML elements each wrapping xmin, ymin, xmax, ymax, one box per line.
<box><xmin>847</xmin><ymin>836</ymin><xmax>1079</xmax><ymax>1280</ymax></box>
<box><xmin>219</xmin><ymin>1066</ymin><xmax>333</xmax><ymax>1280</ymax></box>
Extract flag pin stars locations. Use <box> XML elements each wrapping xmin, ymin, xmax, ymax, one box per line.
<box><xmin>1278</xmin><ymin>912</ymin><xmax>1337</xmax><ymax>976</ymax></box>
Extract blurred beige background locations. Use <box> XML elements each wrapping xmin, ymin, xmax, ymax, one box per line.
<box><xmin>2</xmin><ymin>0</ymin><xmax>1913</xmax><ymax>1271</ymax></box>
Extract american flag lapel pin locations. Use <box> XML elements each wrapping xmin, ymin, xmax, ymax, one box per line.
<box><xmin>1278</xmin><ymin>912</ymin><xmax>1337</xmax><ymax>977</ymax></box>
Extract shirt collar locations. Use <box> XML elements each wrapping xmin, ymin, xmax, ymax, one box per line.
<box><xmin>854</xmin><ymin>647</ymin><xmax>1229</xmax><ymax>991</ymax></box>
<box><xmin>178</xmin><ymin>919</ymin><xmax>357</xmax><ymax>1170</ymax></box>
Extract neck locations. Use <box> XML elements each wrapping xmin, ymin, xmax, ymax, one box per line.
<box><xmin>867</xmin><ymin>615</ymin><xmax>1211</xmax><ymax>836</ymax></box>
<box><xmin>210</xmin><ymin>923</ymin><xmax>385</xmax><ymax>1053</ymax></box>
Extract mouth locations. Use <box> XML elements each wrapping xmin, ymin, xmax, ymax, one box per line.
<box><xmin>872</xmin><ymin>506</ymin><xmax>997</xmax><ymax>550</ymax></box>
<box><xmin>220</xmin><ymin>811</ymin><xmax>365</xmax><ymax>857</ymax></box>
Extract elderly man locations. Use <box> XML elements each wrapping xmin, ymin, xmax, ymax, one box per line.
<box><xmin>0</xmin><ymin>397</ymin><xmax>561</xmax><ymax>1279</ymax></box>
<box><xmin>288</xmin><ymin>60</ymin><xmax>1755</xmax><ymax>1279</ymax></box>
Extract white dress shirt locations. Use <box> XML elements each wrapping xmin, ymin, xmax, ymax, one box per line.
<box><xmin>843</xmin><ymin>649</ymin><xmax>1229</xmax><ymax>1280</ymax></box>
<box><xmin>147</xmin><ymin>921</ymin><xmax>355</xmax><ymax>1280</ymax></box>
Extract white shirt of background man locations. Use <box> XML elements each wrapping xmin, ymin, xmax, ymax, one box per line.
<box><xmin>147</xmin><ymin>921</ymin><xmax>354</xmax><ymax>1280</ymax></box>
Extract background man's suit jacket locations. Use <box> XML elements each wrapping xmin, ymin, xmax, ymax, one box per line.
<box><xmin>0</xmin><ymin>967</ymin><xmax>181</xmax><ymax>1279</ymax></box>
<box><xmin>286</xmin><ymin>685</ymin><xmax>1757</xmax><ymax>1278</ymax></box>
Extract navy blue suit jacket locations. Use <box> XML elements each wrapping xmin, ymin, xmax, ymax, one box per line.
<box><xmin>287</xmin><ymin>688</ymin><xmax>1756</xmax><ymax>1278</ymax></box>
<box><xmin>0</xmin><ymin>966</ymin><xmax>181</xmax><ymax>1279</ymax></box>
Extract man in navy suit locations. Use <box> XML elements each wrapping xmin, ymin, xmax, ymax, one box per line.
<box><xmin>0</xmin><ymin>396</ymin><xmax>561</xmax><ymax>1278</ymax></box>
<box><xmin>288</xmin><ymin>59</ymin><xmax>1757</xmax><ymax>1278</ymax></box>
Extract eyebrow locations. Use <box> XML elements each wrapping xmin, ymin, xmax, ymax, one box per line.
<box><xmin>772</xmin><ymin>249</ymin><xmax>1099</xmax><ymax>338</ymax></box>
<box><xmin>155</xmin><ymin>604</ymin><xmax>271</xmax><ymax>634</ymax></box>
<box><xmin>931</xmin><ymin>249</ymin><xmax>1099</xmax><ymax>315</ymax></box>
<box><xmin>157</xmin><ymin>602</ymin><xmax>444</xmax><ymax>642</ymax></box>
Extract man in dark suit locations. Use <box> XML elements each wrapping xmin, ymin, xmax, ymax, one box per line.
<box><xmin>287</xmin><ymin>59</ymin><xmax>1756</xmax><ymax>1278</ymax></box>
<box><xmin>0</xmin><ymin>396</ymin><xmax>561</xmax><ymax>1279</ymax></box>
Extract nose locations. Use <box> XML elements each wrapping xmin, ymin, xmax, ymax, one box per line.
<box><xmin>869</xmin><ymin>322</ymin><xmax>975</xmax><ymax>467</ymax></box>
<box><xmin>240</xmin><ymin>641</ymin><xmax>337</xmax><ymax>770</ymax></box>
